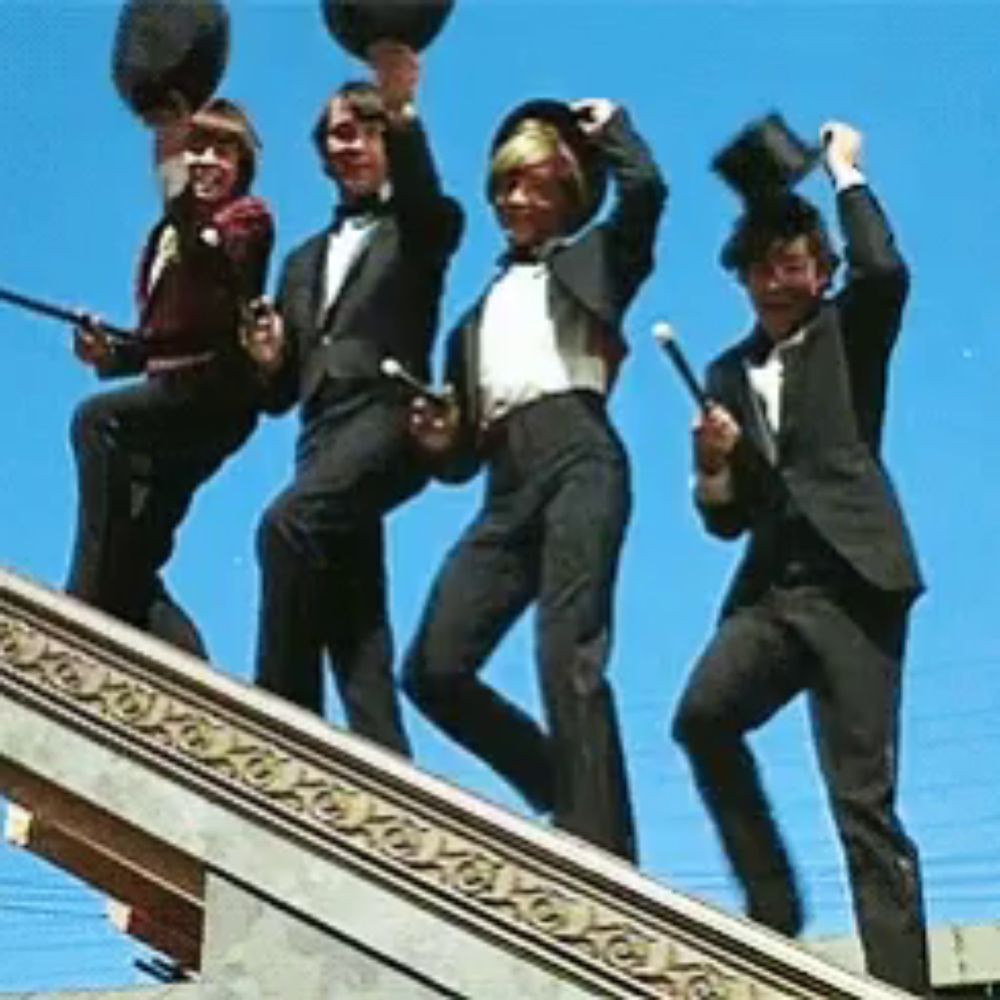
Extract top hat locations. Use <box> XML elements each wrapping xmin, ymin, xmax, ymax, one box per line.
<box><xmin>712</xmin><ymin>112</ymin><xmax>820</xmax><ymax>203</ymax></box>
<box><xmin>112</xmin><ymin>0</ymin><xmax>230</xmax><ymax>124</ymax></box>
<box><xmin>321</xmin><ymin>0</ymin><xmax>454</xmax><ymax>58</ymax></box>
<box><xmin>488</xmin><ymin>99</ymin><xmax>608</xmax><ymax>234</ymax></box>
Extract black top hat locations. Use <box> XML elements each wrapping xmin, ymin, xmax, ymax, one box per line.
<box><xmin>112</xmin><ymin>0</ymin><xmax>230</xmax><ymax>124</ymax></box>
<box><xmin>488</xmin><ymin>99</ymin><xmax>608</xmax><ymax>234</ymax></box>
<box><xmin>321</xmin><ymin>0</ymin><xmax>454</xmax><ymax>58</ymax></box>
<box><xmin>712</xmin><ymin>112</ymin><xmax>820</xmax><ymax>203</ymax></box>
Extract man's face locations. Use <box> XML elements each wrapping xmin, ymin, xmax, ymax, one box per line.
<box><xmin>183</xmin><ymin>129</ymin><xmax>242</xmax><ymax>206</ymax></box>
<box><xmin>493</xmin><ymin>158</ymin><xmax>574</xmax><ymax>251</ymax></box>
<box><xmin>322</xmin><ymin>97</ymin><xmax>388</xmax><ymax>200</ymax></box>
<box><xmin>743</xmin><ymin>235</ymin><xmax>830</xmax><ymax>341</ymax></box>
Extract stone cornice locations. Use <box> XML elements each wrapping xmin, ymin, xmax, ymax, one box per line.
<box><xmin>0</xmin><ymin>570</ymin><xmax>908</xmax><ymax>999</ymax></box>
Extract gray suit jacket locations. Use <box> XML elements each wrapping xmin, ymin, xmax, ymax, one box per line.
<box><xmin>434</xmin><ymin>107</ymin><xmax>667</xmax><ymax>482</ymax></box>
<box><xmin>263</xmin><ymin>118</ymin><xmax>463</xmax><ymax>419</ymax></box>
<box><xmin>699</xmin><ymin>186</ymin><xmax>923</xmax><ymax>612</ymax></box>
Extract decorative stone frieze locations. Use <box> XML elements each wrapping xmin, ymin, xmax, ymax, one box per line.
<box><xmin>0</xmin><ymin>573</ymin><xmax>904</xmax><ymax>1000</ymax></box>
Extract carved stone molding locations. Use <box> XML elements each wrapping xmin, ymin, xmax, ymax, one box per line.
<box><xmin>0</xmin><ymin>587</ymin><xmax>890</xmax><ymax>1000</ymax></box>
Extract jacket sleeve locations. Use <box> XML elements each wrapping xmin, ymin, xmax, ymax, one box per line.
<box><xmin>835</xmin><ymin>184</ymin><xmax>909</xmax><ymax>357</ymax></box>
<box><xmin>95</xmin><ymin>338</ymin><xmax>148</xmax><ymax>380</ymax></box>
<box><xmin>385</xmin><ymin>117</ymin><xmax>464</xmax><ymax>266</ymax></box>
<box><xmin>167</xmin><ymin>196</ymin><xmax>275</xmax><ymax>308</ymax></box>
<box><xmin>593</xmin><ymin>107</ymin><xmax>668</xmax><ymax>311</ymax></box>
<box><xmin>211</xmin><ymin>195</ymin><xmax>276</xmax><ymax>301</ymax></box>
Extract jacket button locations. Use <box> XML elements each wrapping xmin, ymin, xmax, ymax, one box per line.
<box><xmin>320</xmin><ymin>335</ymin><xmax>331</xmax><ymax>346</ymax></box>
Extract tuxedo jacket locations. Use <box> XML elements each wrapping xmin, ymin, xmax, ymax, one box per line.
<box><xmin>264</xmin><ymin>119</ymin><xmax>463</xmax><ymax>419</ymax></box>
<box><xmin>699</xmin><ymin>186</ymin><xmax>923</xmax><ymax>615</ymax></box>
<box><xmin>434</xmin><ymin>108</ymin><xmax>667</xmax><ymax>482</ymax></box>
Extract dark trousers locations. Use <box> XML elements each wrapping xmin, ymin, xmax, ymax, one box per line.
<box><xmin>403</xmin><ymin>392</ymin><xmax>637</xmax><ymax>861</ymax></box>
<box><xmin>672</xmin><ymin>570</ymin><xmax>929</xmax><ymax>995</ymax></box>
<box><xmin>66</xmin><ymin>367</ymin><xmax>257</xmax><ymax>657</ymax></box>
<box><xmin>254</xmin><ymin>388</ymin><xmax>424</xmax><ymax>756</ymax></box>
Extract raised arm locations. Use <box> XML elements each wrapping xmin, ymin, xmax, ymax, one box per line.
<box><xmin>368</xmin><ymin>41</ymin><xmax>464</xmax><ymax>261</ymax></box>
<box><xmin>824</xmin><ymin>122</ymin><xmax>909</xmax><ymax>353</ymax></box>
<box><xmin>574</xmin><ymin>100</ymin><xmax>668</xmax><ymax>309</ymax></box>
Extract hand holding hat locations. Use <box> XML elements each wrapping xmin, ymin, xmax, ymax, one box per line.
<box><xmin>367</xmin><ymin>39</ymin><xmax>420</xmax><ymax>120</ymax></box>
<box><xmin>112</xmin><ymin>0</ymin><xmax>229</xmax><ymax>125</ymax></box>
<box><xmin>570</xmin><ymin>99</ymin><xmax>618</xmax><ymax>139</ymax></box>
<box><xmin>820</xmin><ymin>120</ymin><xmax>864</xmax><ymax>176</ymax></box>
<box><xmin>321</xmin><ymin>0</ymin><xmax>454</xmax><ymax>58</ymax></box>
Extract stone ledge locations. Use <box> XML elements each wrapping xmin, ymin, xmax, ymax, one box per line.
<box><xmin>0</xmin><ymin>568</ymin><xmax>912</xmax><ymax>999</ymax></box>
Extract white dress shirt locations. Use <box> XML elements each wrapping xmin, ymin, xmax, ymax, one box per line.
<box><xmin>747</xmin><ymin>348</ymin><xmax>784</xmax><ymax>435</ymax></box>
<box><xmin>746</xmin><ymin>325</ymin><xmax>810</xmax><ymax>436</ymax></box>
<box><xmin>322</xmin><ymin>215</ymin><xmax>379</xmax><ymax>319</ymax></box>
<box><xmin>320</xmin><ymin>185</ymin><xmax>392</xmax><ymax>320</ymax></box>
<box><xmin>477</xmin><ymin>261</ymin><xmax>606</xmax><ymax>425</ymax></box>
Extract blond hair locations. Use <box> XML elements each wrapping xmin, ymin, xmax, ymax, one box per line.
<box><xmin>488</xmin><ymin>119</ymin><xmax>588</xmax><ymax>223</ymax></box>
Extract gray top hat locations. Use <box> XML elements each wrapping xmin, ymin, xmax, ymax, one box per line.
<box><xmin>112</xmin><ymin>0</ymin><xmax>230</xmax><ymax>123</ymax></box>
<box><xmin>712</xmin><ymin>112</ymin><xmax>820</xmax><ymax>203</ymax></box>
<box><xmin>321</xmin><ymin>0</ymin><xmax>454</xmax><ymax>57</ymax></box>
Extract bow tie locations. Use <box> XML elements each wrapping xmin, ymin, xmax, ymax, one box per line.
<box><xmin>497</xmin><ymin>235</ymin><xmax>569</xmax><ymax>269</ymax></box>
<box><xmin>503</xmin><ymin>246</ymin><xmax>543</xmax><ymax>265</ymax></box>
<box><xmin>745</xmin><ymin>329</ymin><xmax>774</xmax><ymax>365</ymax></box>
<box><xmin>332</xmin><ymin>196</ymin><xmax>388</xmax><ymax>229</ymax></box>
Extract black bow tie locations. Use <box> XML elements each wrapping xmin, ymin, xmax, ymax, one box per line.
<box><xmin>333</xmin><ymin>196</ymin><xmax>388</xmax><ymax>229</ymax></box>
<box><xmin>497</xmin><ymin>235</ymin><xmax>568</xmax><ymax>269</ymax></box>
<box><xmin>745</xmin><ymin>329</ymin><xmax>774</xmax><ymax>365</ymax></box>
<box><xmin>504</xmin><ymin>246</ymin><xmax>542</xmax><ymax>265</ymax></box>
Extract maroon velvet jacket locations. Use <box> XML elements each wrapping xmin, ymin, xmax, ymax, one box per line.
<box><xmin>102</xmin><ymin>194</ymin><xmax>274</xmax><ymax>377</ymax></box>
<box><xmin>136</xmin><ymin>195</ymin><xmax>274</xmax><ymax>362</ymax></box>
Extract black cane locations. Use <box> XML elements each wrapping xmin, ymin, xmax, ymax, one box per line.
<box><xmin>652</xmin><ymin>321</ymin><xmax>711</xmax><ymax>413</ymax></box>
<box><xmin>0</xmin><ymin>285</ymin><xmax>134</xmax><ymax>340</ymax></box>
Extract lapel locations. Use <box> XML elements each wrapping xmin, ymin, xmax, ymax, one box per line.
<box><xmin>136</xmin><ymin>217</ymin><xmax>173</xmax><ymax>329</ymax></box>
<box><xmin>775</xmin><ymin>308</ymin><xmax>827</xmax><ymax>455</ymax></box>
<box><xmin>304</xmin><ymin>231</ymin><xmax>328</xmax><ymax>334</ymax></box>
<box><xmin>549</xmin><ymin>228</ymin><xmax>617</xmax><ymax>328</ymax></box>
<box><xmin>314</xmin><ymin>218</ymin><xmax>394</xmax><ymax>335</ymax></box>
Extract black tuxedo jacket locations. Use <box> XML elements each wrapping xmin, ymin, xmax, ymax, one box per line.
<box><xmin>263</xmin><ymin>119</ymin><xmax>463</xmax><ymax>418</ymax></box>
<box><xmin>434</xmin><ymin>107</ymin><xmax>667</xmax><ymax>482</ymax></box>
<box><xmin>699</xmin><ymin>186</ymin><xmax>923</xmax><ymax>614</ymax></box>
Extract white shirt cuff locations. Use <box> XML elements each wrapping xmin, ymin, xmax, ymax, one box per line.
<box><xmin>828</xmin><ymin>161</ymin><xmax>867</xmax><ymax>192</ymax></box>
<box><xmin>694</xmin><ymin>467</ymin><xmax>734</xmax><ymax>505</ymax></box>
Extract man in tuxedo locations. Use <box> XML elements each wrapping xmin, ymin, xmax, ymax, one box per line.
<box><xmin>671</xmin><ymin>122</ymin><xmax>929</xmax><ymax>993</ymax></box>
<box><xmin>243</xmin><ymin>43</ymin><xmax>462</xmax><ymax>755</ymax></box>
<box><xmin>402</xmin><ymin>98</ymin><xmax>666</xmax><ymax>860</ymax></box>
<box><xmin>68</xmin><ymin>98</ymin><xmax>274</xmax><ymax>656</ymax></box>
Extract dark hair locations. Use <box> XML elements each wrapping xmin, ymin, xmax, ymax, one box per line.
<box><xmin>189</xmin><ymin>97</ymin><xmax>261</xmax><ymax>195</ymax></box>
<box><xmin>720</xmin><ymin>193</ymin><xmax>840</xmax><ymax>277</ymax></box>
<box><xmin>310</xmin><ymin>81</ymin><xmax>387</xmax><ymax>161</ymax></box>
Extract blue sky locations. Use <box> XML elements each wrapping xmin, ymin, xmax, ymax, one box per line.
<box><xmin>1</xmin><ymin>0</ymin><xmax>998</xmax><ymax>990</ymax></box>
